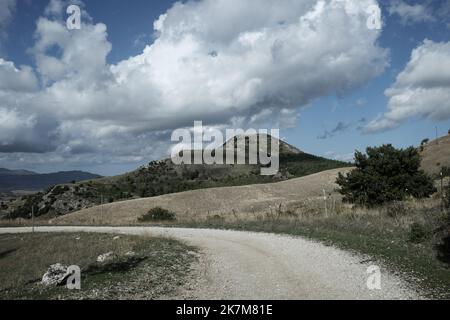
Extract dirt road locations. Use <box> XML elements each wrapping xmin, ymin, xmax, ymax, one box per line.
<box><xmin>0</xmin><ymin>226</ymin><xmax>421</xmax><ymax>299</ymax></box>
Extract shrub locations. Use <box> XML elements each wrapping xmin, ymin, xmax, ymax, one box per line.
<box><xmin>138</xmin><ymin>207</ymin><xmax>176</xmax><ymax>222</ymax></box>
<box><xmin>445</xmin><ymin>183</ymin><xmax>450</xmax><ymax>210</ymax></box>
<box><xmin>409</xmin><ymin>223</ymin><xmax>429</xmax><ymax>243</ymax></box>
<box><xmin>384</xmin><ymin>201</ymin><xmax>407</xmax><ymax>218</ymax></box>
<box><xmin>206</xmin><ymin>214</ymin><xmax>225</xmax><ymax>224</ymax></box>
<box><xmin>421</xmin><ymin>138</ymin><xmax>429</xmax><ymax>146</ymax></box>
<box><xmin>336</xmin><ymin>144</ymin><xmax>435</xmax><ymax>207</ymax></box>
<box><xmin>442</xmin><ymin>167</ymin><xmax>450</xmax><ymax>177</ymax></box>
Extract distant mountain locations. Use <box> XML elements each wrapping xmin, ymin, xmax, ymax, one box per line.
<box><xmin>0</xmin><ymin>169</ymin><xmax>101</xmax><ymax>192</ymax></box>
<box><xmin>0</xmin><ymin>168</ymin><xmax>37</xmax><ymax>176</ymax></box>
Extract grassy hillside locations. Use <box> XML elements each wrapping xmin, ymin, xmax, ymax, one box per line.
<box><xmin>419</xmin><ymin>132</ymin><xmax>450</xmax><ymax>177</ymax></box>
<box><xmin>5</xmin><ymin>135</ymin><xmax>350</xmax><ymax>219</ymax></box>
<box><xmin>55</xmin><ymin>168</ymin><xmax>352</xmax><ymax>225</ymax></box>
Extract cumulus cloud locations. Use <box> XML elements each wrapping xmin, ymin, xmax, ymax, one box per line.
<box><xmin>364</xmin><ymin>40</ymin><xmax>450</xmax><ymax>133</ymax></box>
<box><xmin>387</xmin><ymin>0</ymin><xmax>434</xmax><ymax>25</ymax></box>
<box><xmin>0</xmin><ymin>59</ymin><xmax>38</xmax><ymax>92</ymax></box>
<box><xmin>0</xmin><ymin>107</ymin><xmax>59</xmax><ymax>153</ymax></box>
<box><xmin>0</xmin><ymin>0</ymin><xmax>389</xmax><ymax>170</ymax></box>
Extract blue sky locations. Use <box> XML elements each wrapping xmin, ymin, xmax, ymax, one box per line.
<box><xmin>0</xmin><ymin>0</ymin><xmax>449</xmax><ymax>175</ymax></box>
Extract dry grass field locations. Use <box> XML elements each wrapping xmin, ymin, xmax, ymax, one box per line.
<box><xmin>420</xmin><ymin>133</ymin><xmax>450</xmax><ymax>176</ymax></box>
<box><xmin>54</xmin><ymin>168</ymin><xmax>353</xmax><ymax>225</ymax></box>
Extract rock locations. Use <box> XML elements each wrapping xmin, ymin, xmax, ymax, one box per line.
<box><xmin>125</xmin><ymin>251</ymin><xmax>135</xmax><ymax>257</ymax></box>
<box><xmin>42</xmin><ymin>263</ymin><xmax>69</xmax><ymax>286</ymax></box>
<box><xmin>97</xmin><ymin>252</ymin><xmax>117</xmax><ymax>263</ymax></box>
<box><xmin>113</xmin><ymin>236</ymin><xmax>120</xmax><ymax>240</ymax></box>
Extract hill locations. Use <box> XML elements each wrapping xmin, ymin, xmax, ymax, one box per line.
<box><xmin>419</xmin><ymin>133</ymin><xmax>450</xmax><ymax>177</ymax></box>
<box><xmin>55</xmin><ymin>167</ymin><xmax>352</xmax><ymax>225</ymax></box>
<box><xmin>6</xmin><ymin>135</ymin><xmax>351</xmax><ymax>219</ymax></box>
<box><xmin>0</xmin><ymin>169</ymin><xmax>101</xmax><ymax>192</ymax></box>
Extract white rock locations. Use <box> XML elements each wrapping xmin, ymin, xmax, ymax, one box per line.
<box><xmin>41</xmin><ymin>263</ymin><xmax>69</xmax><ymax>286</ymax></box>
<box><xmin>97</xmin><ymin>251</ymin><xmax>116</xmax><ymax>263</ymax></box>
<box><xmin>113</xmin><ymin>236</ymin><xmax>120</xmax><ymax>240</ymax></box>
<box><xmin>125</xmin><ymin>251</ymin><xmax>135</xmax><ymax>256</ymax></box>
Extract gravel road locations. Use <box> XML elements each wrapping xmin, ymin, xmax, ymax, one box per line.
<box><xmin>0</xmin><ymin>226</ymin><xmax>422</xmax><ymax>300</ymax></box>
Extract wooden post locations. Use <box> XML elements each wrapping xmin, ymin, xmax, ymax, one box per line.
<box><xmin>323</xmin><ymin>189</ymin><xmax>328</xmax><ymax>218</ymax></box>
<box><xmin>100</xmin><ymin>194</ymin><xmax>104</xmax><ymax>225</ymax></box>
<box><xmin>441</xmin><ymin>171</ymin><xmax>444</xmax><ymax>212</ymax></box>
<box><xmin>31</xmin><ymin>206</ymin><xmax>35</xmax><ymax>233</ymax></box>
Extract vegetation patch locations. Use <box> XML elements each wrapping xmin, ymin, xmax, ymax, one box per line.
<box><xmin>138</xmin><ymin>207</ymin><xmax>177</xmax><ymax>222</ymax></box>
<box><xmin>337</xmin><ymin>144</ymin><xmax>435</xmax><ymax>207</ymax></box>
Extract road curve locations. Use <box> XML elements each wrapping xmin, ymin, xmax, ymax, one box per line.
<box><xmin>0</xmin><ymin>226</ymin><xmax>422</xmax><ymax>300</ymax></box>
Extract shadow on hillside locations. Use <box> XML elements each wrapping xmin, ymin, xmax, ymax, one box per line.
<box><xmin>436</xmin><ymin>234</ymin><xmax>450</xmax><ymax>266</ymax></box>
<box><xmin>0</xmin><ymin>248</ymin><xmax>17</xmax><ymax>260</ymax></box>
<box><xmin>84</xmin><ymin>256</ymin><xmax>147</xmax><ymax>275</ymax></box>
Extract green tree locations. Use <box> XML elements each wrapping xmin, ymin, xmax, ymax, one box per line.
<box><xmin>336</xmin><ymin>144</ymin><xmax>435</xmax><ymax>207</ymax></box>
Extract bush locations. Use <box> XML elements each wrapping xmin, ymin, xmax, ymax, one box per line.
<box><xmin>445</xmin><ymin>184</ymin><xmax>450</xmax><ymax>210</ymax></box>
<box><xmin>336</xmin><ymin>144</ymin><xmax>435</xmax><ymax>207</ymax></box>
<box><xmin>138</xmin><ymin>207</ymin><xmax>176</xmax><ymax>222</ymax></box>
<box><xmin>409</xmin><ymin>223</ymin><xmax>429</xmax><ymax>243</ymax></box>
<box><xmin>384</xmin><ymin>201</ymin><xmax>407</xmax><ymax>218</ymax></box>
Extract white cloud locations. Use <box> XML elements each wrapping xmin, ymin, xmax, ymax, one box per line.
<box><xmin>387</xmin><ymin>0</ymin><xmax>434</xmax><ymax>25</ymax></box>
<box><xmin>324</xmin><ymin>151</ymin><xmax>354</xmax><ymax>162</ymax></box>
<box><xmin>0</xmin><ymin>59</ymin><xmax>38</xmax><ymax>92</ymax></box>
<box><xmin>364</xmin><ymin>40</ymin><xmax>450</xmax><ymax>133</ymax></box>
<box><xmin>0</xmin><ymin>0</ymin><xmax>388</xmax><ymax>170</ymax></box>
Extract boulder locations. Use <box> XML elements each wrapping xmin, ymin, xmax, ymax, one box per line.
<box><xmin>96</xmin><ymin>251</ymin><xmax>117</xmax><ymax>263</ymax></box>
<box><xmin>41</xmin><ymin>263</ymin><xmax>69</xmax><ymax>286</ymax></box>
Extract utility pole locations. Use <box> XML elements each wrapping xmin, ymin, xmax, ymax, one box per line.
<box><xmin>31</xmin><ymin>206</ymin><xmax>35</xmax><ymax>233</ymax></box>
<box><xmin>100</xmin><ymin>194</ymin><xmax>103</xmax><ymax>225</ymax></box>
<box><xmin>323</xmin><ymin>189</ymin><xmax>328</xmax><ymax>218</ymax></box>
<box><xmin>441</xmin><ymin>171</ymin><xmax>444</xmax><ymax>212</ymax></box>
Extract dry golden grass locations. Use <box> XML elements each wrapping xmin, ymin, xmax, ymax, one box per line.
<box><xmin>53</xmin><ymin>168</ymin><xmax>352</xmax><ymax>225</ymax></box>
<box><xmin>420</xmin><ymin>133</ymin><xmax>450</xmax><ymax>176</ymax></box>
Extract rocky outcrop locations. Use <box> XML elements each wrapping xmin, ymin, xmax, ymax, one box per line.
<box><xmin>41</xmin><ymin>263</ymin><xmax>70</xmax><ymax>286</ymax></box>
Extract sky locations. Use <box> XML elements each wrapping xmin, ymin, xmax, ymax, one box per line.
<box><xmin>0</xmin><ymin>0</ymin><xmax>449</xmax><ymax>176</ymax></box>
